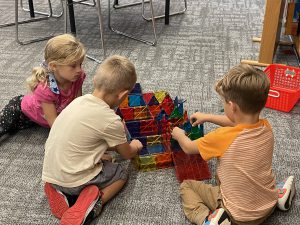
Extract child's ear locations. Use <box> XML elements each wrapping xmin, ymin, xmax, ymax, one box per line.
<box><xmin>118</xmin><ymin>90</ymin><xmax>129</xmax><ymax>100</ymax></box>
<box><xmin>48</xmin><ymin>62</ymin><xmax>57</xmax><ymax>72</ymax></box>
<box><xmin>228</xmin><ymin>101</ymin><xmax>237</xmax><ymax>112</ymax></box>
<box><xmin>229</xmin><ymin>101</ymin><xmax>240</xmax><ymax>112</ymax></box>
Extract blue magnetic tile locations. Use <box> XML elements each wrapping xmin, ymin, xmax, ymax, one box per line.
<box><xmin>147</xmin><ymin>145</ymin><xmax>164</xmax><ymax>154</ymax></box>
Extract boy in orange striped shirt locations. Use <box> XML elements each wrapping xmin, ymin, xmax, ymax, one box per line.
<box><xmin>171</xmin><ymin>64</ymin><xmax>296</xmax><ymax>225</ymax></box>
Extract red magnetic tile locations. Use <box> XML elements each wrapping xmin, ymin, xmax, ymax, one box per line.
<box><xmin>172</xmin><ymin>151</ymin><xmax>211</xmax><ymax>182</ymax></box>
<box><xmin>120</xmin><ymin>108</ymin><xmax>134</xmax><ymax>121</ymax></box>
<box><xmin>143</xmin><ymin>92</ymin><xmax>154</xmax><ymax>104</ymax></box>
<box><xmin>148</xmin><ymin>105</ymin><xmax>161</xmax><ymax>117</ymax></box>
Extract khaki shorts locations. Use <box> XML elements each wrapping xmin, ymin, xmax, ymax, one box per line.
<box><xmin>52</xmin><ymin>160</ymin><xmax>128</xmax><ymax>196</ymax></box>
<box><xmin>180</xmin><ymin>180</ymin><xmax>276</xmax><ymax>225</ymax></box>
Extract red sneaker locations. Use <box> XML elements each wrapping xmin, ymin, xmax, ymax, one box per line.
<box><xmin>44</xmin><ymin>182</ymin><xmax>69</xmax><ymax>219</ymax></box>
<box><xmin>60</xmin><ymin>185</ymin><xmax>101</xmax><ymax>225</ymax></box>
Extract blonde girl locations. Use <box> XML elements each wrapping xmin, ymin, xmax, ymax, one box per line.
<box><xmin>0</xmin><ymin>34</ymin><xmax>86</xmax><ymax>137</ymax></box>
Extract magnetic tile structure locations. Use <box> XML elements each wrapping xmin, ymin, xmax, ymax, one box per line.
<box><xmin>116</xmin><ymin>83</ymin><xmax>211</xmax><ymax>182</ymax></box>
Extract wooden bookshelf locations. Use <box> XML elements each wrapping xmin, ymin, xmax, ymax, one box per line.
<box><xmin>241</xmin><ymin>0</ymin><xmax>287</xmax><ymax>67</ymax></box>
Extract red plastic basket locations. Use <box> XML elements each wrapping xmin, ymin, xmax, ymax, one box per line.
<box><xmin>264</xmin><ymin>64</ymin><xmax>300</xmax><ymax>112</ymax></box>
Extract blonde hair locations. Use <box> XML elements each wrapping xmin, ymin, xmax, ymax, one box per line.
<box><xmin>26</xmin><ymin>34</ymin><xmax>86</xmax><ymax>91</ymax></box>
<box><xmin>215</xmin><ymin>64</ymin><xmax>270</xmax><ymax>114</ymax></box>
<box><xmin>93</xmin><ymin>55</ymin><xmax>137</xmax><ymax>93</ymax></box>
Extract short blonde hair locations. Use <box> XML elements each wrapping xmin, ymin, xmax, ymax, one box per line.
<box><xmin>93</xmin><ymin>55</ymin><xmax>137</xmax><ymax>93</ymax></box>
<box><xmin>215</xmin><ymin>64</ymin><xmax>270</xmax><ymax>114</ymax></box>
<box><xmin>26</xmin><ymin>34</ymin><xmax>86</xmax><ymax>91</ymax></box>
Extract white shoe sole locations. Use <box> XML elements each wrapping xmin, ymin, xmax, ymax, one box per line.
<box><xmin>277</xmin><ymin>176</ymin><xmax>296</xmax><ymax>211</ymax></box>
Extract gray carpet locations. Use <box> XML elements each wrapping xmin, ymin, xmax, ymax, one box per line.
<box><xmin>0</xmin><ymin>0</ymin><xmax>299</xmax><ymax>224</ymax></box>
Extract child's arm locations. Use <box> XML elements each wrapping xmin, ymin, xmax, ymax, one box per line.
<box><xmin>41</xmin><ymin>102</ymin><xmax>58</xmax><ymax>127</ymax></box>
<box><xmin>171</xmin><ymin>127</ymin><xmax>199</xmax><ymax>154</ymax></box>
<box><xmin>190</xmin><ymin>112</ymin><xmax>234</xmax><ymax>127</ymax></box>
<box><xmin>115</xmin><ymin>139</ymin><xmax>143</xmax><ymax>159</ymax></box>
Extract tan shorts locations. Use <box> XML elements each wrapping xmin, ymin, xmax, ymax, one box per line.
<box><xmin>180</xmin><ymin>180</ymin><xmax>276</xmax><ymax>225</ymax></box>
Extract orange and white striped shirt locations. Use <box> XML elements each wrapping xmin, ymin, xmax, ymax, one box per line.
<box><xmin>196</xmin><ymin>119</ymin><xmax>277</xmax><ymax>222</ymax></box>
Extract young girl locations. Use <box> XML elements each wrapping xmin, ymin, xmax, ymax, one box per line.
<box><xmin>0</xmin><ymin>34</ymin><xmax>86</xmax><ymax>138</ymax></box>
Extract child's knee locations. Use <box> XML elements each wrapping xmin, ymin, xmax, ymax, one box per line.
<box><xmin>180</xmin><ymin>180</ymin><xmax>194</xmax><ymax>191</ymax></box>
<box><xmin>119</xmin><ymin>166</ymin><xmax>129</xmax><ymax>181</ymax></box>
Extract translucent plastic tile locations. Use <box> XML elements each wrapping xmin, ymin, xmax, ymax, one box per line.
<box><xmin>133</xmin><ymin>106</ymin><xmax>152</xmax><ymax>120</ymax></box>
<box><xmin>154</xmin><ymin>91</ymin><xmax>168</xmax><ymax>103</ymax></box>
<box><xmin>142</xmin><ymin>92</ymin><xmax>154</xmax><ymax>104</ymax></box>
<box><xmin>119</xmin><ymin>97</ymin><xmax>128</xmax><ymax>108</ymax></box>
<box><xmin>119</xmin><ymin>108</ymin><xmax>134</xmax><ymax>121</ymax></box>
<box><xmin>140</xmin><ymin>119</ymin><xmax>159</xmax><ymax>136</ymax></box>
<box><xmin>131</xmin><ymin>83</ymin><xmax>142</xmax><ymax>94</ymax></box>
<box><xmin>148</xmin><ymin>105</ymin><xmax>161</xmax><ymax>118</ymax></box>
<box><xmin>128</xmin><ymin>94</ymin><xmax>145</xmax><ymax>107</ymax></box>
<box><xmin>147</xmin><ymin>144</ymin><xmax>164</xmax><ymax>154</ymax></box>
<box><xmin>139</xmin><ymin>155</ymin><xmax>156</xmax><ymax>171</ymax></box>
<box><xmin>172</xmin><ymin>151</ymin><xmax>211</xmax><ymax>182</ymax></box>
<box><xmin>126</xmin><ymin>121</ymin><xmax>140</xmax><ymax>137</ymax></box>
<box><xmin>147</xmin><ymin>135</ymin><xmax>162</xmax><ymax>145</ymax></box>
<box><xmin>155</xmin><ymin>153</ymin><xmax>173</xmax><ymax>169</ymax></box>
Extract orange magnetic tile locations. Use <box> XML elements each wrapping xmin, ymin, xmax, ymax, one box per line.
<box><xmin>119</xmin><ymin>97</ymin><xmax>128</xmax><ymax>108</ymax></box>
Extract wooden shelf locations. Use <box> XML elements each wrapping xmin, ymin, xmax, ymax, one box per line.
<box><xmin>241</xmin><ymin>0</ymin><xmax>286</xmax><ymax>67</ymax></box>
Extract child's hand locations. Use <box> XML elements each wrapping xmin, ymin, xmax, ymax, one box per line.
<box><xmin>171</xmin><ymin>127</ymin><xmax>186</xmax><ymax>141</ymax></box>
<box><xmin>190</xmin><ymin>112</ymin><xmax>207</xmax><ymax>126</ymax></box>
<box><xmin>130</xmin><ymin>139</ymin><xmax>143</xmax><ymax>154</ymax></box>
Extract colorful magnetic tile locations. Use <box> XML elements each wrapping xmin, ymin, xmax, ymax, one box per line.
<box><xmin>155</xmin><ymin>153</ymin><xmax>173</xmax><ymax>169</ymax></box>
<box><xmin>162</xmin><ymin>94</ymin><xmax>173</xmax><ymax>105</ymax></box>
<box><xmin>118</xmin><ymin>84</ymin><xmax>208</xmax><ymax>174</ymax></box>
<box><xmin>160</xmin><ymin>120</ymin><xmax>171</xmax><ymax>134</ymax></box>
<box><xmin>154</xmin><ymin>91</ymin><xmax>168</xmax><ymax>103</ymax></box>
<box><xmin>135</xmin><ymin>136</ymin><xmax>147</xmax><ymax>146</ymax></box>
<box><xmin>148</xmin><ymin>105</ymin><xmax>161</xmax><ymax>118</ymax></box>
<box><xmin>168</xmin><ymin>118</ymin><xmax>185</xmax><ymax>128</ymax></box>
<box><xmin>188</xmin><ymin>125</ymin><xmax>204</xmax><ymax>140</ymax></box>
<box><xmin>170</xmin><ymin>139</ymin><xmax>182</xmax><ymax>152</ymax></box>
<box><xmin>161</xmin><ymin>103</ymin><xmax>174</xmax><ymax>116</ymax></box>
<box><xmin>142</xmin><ymin>92</ymin><xmax>154</xmax><ymax>105</ymax></box>
<box><xmin>146</xmin><ymin>135</ymin><xmax>162</xmax><ymax>146</ymax></box>
<box><xmin>162</xmin><ymin>141</ymin><xmax>172</xmax><ymax>153</ymax></box>
<box><xmin>133</xmin><ymin>106</ymin><xmax>152</xmax><ymax>120</ymax></box>
<box><xmin>172</xmin><ymin>151</ymin><xmax>211</xmax><ymax>182</ymax></box>
<box><xmin>147</xmin><ymin>144</ymin><xmax>164</xmax><ymax>154</ymax></box>
<box><xmin>187</xmin><ymin>124</ymin><xmax>204</xmax><ymax>140</ymax></box>
<box><xmin>169</xmin><ymin>107</ymin><xmax>183</xmax><ymax>119</ymax></box>
<box><xmin>139</xmin><ymin>119</ymin><xmax>159</xmax><ymax>136</ymax></box>
<box><xmin>139</xmin><ymin>147</ymin><xmax>149</xmax><ymax>156</ymax></box>
<box><xmin>148</xmin><ymin>95</ymin><xmax>159</xmax><ymax>106</ymax></box>
<box><xmin>119</xmin><ymin>108</ymin><xmax>134</xmax><ymax>121</ymax></box>
<box><xmin>161</xmin><ymin>132</ymin><xmax>172</xmax><ymax>143</ymax></box>
<box><xmin>177</xmin><ymin>102</ymin><xmax>184</xmax><ymax>115</ymax></box>
<box><xmin>183</xmin><ymin>111</ymin><xmax>188</xmax><ymax>121</ymax></box>
<box><xmin>119</xmin><ymin>97</ymin><xmax>128</xmax><ymax>108</ymax></box>
<box><xmin>156</xmin><ymin>109</ymin><xmax>169</xmax><ymax>121</ymax></box>
<box><xmin>161</xmin><ymin>95</ymin><xmax>174</xmax><ymax>115</ymax></box>
<box><xmin>139</xmin><ymin>155</ymin><xmax>156</xmax><ymax>171</ymax></box>
<box><xmin>131</xmin><ymin>83</ymin><xmax>142</xmax><ymax>94</ymax></box>
<box><xmin>128</xmin><ymin>94</ymin><xmax>146</xmax><ymax>107</ymax></box>
<box><xmin>183</xmin><ymin>121</ymin><xmax>192</xmax><ymax>133</ymax></box>
<box><xmin>125</xmin><ymin>121</ymin><xmax>140</xmax><ymax>137</ymax></box>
